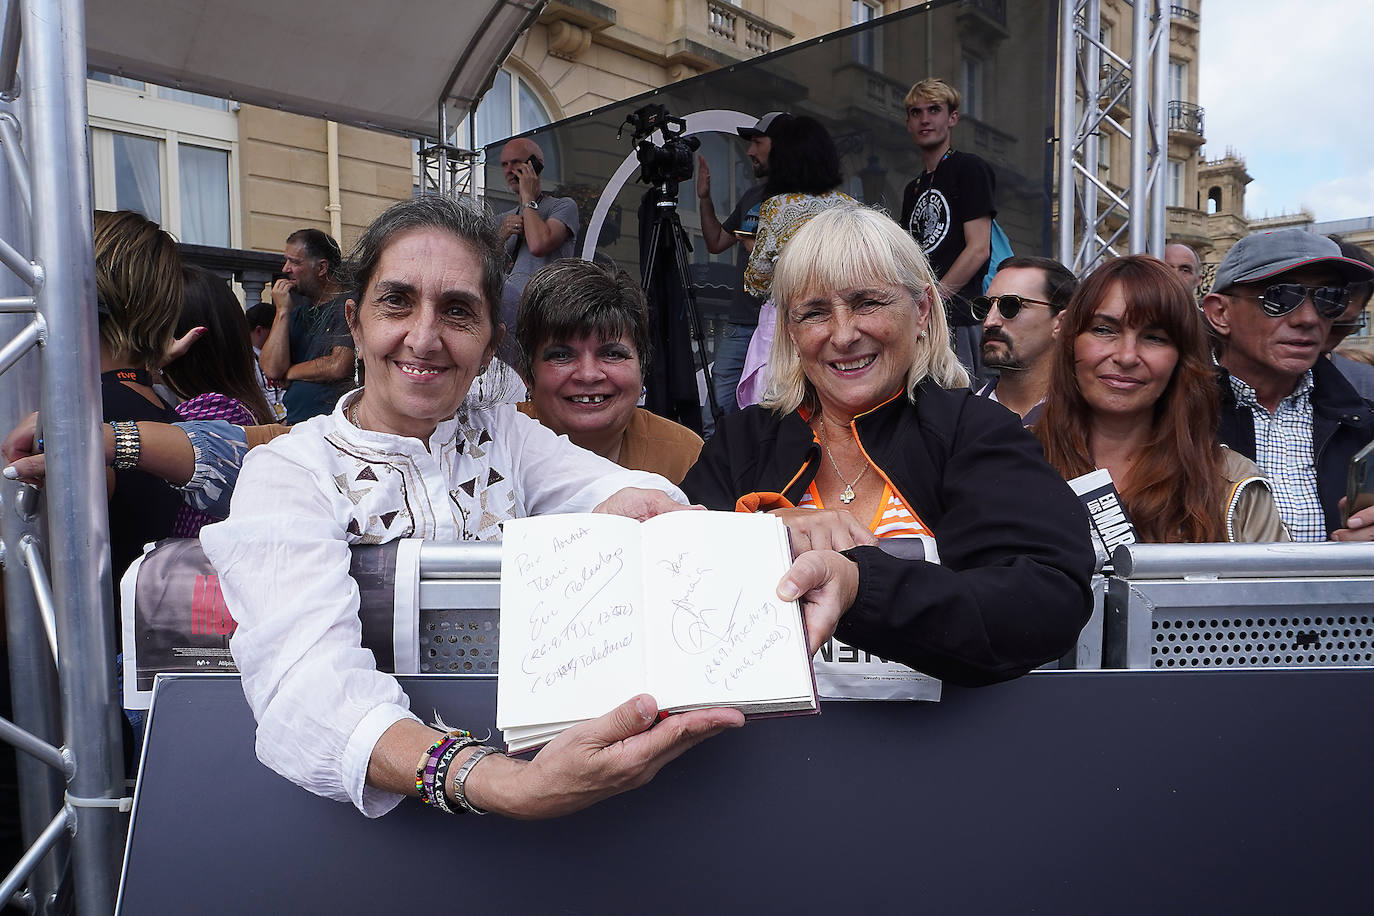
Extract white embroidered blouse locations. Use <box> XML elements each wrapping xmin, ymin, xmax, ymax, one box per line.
<box><xmin>199</xmin><ymin>394</ymin><xmax>685</xmax><ymax>816</ymax></box>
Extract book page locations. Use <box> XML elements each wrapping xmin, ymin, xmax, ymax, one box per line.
<box><xmin>496</xmin><ymin>514</ymin><xmax>646</xmax><ymax>729</ymax></box>
<box><xmin>639</xmin><ymin>512</ymin><xmax>813</xmax><ymax>710</ymax></box>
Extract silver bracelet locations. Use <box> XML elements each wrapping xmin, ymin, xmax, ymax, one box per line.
<box><xmin>451</xmin><ymin>744</ymin><xmax>500</xmax><ymax>815</ymax></box>
<box><xmin>110</xmin><ymin>420</ymin><xmax>140</xmax><ymax>470</ymax></box>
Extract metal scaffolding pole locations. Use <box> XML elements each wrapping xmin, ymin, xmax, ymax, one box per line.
<box><xmin>1057</xmin><ymin>0</ymin><xmax>1168</xmax><ymax>272</ymax></box>
<box><xmin>0</xmin><ymin>92</ymin><xmax>69</xmax><ymax>915</ymax></box>
<box><xmin>1150</xmin><ymin>3</ymin><xmax>1169</xmax><ymax>254</ymax></box>
<box><xmin>22</xmin><ymin>0</ymin><xmax>126</xmax><ymax>912</ymax></box>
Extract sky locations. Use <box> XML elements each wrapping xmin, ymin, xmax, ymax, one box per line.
<box><xmin>1199</xmin><ymin>1</ymin><xmax>1374</xmax><ymax>224</ymax></box>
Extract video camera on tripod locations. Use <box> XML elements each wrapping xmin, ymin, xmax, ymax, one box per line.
<box><xmin>617</xmin><ymin>103</ymin><xmax>720</xmax><ymax>430</ymax></box>
<box><xmin>620</xmin><ymin>103</ymin><xmax>700</xmax><ymax>198</ymax></box>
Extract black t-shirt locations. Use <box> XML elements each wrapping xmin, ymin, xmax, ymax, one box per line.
<box><xmin>102</xmin><ymin>369</ymin><xmax>182</xmax><ymax>616</ymax></box>
<box><xmin>282</xmin><ymin>292</ymin><xmax>355</xmax><ymax>423</ymax></box>
<box><xmin>721</xmin><ymin>184</ymin><xmax>767</xmax><ymax>326</ymax></box>
<box><xmin>899</xmin><ymin>150</ymin><xmax>996</xmax><ymax>325</ymax></box>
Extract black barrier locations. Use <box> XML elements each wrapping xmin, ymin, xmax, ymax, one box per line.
<box><xmin>119</xmin><ymin>670</ymin><xmax>1373</xmax><ymax>913</ymax></box>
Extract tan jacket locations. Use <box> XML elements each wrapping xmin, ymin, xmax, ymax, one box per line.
<box><xmin>515</xmin><ymin>403</ymin><xmax>702</xmax><ymax>485</ymax></box>
<box><xmin>1221</xmin><ymin>448</ymin><xmax>1291</xmax><ymax>543</ymax></box>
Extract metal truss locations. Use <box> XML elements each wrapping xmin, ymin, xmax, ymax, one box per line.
<box><xmin>1057</xmin><ymin>0</ymin><xmax>1169</xmax><ymax>273</ymax></box>
<box><xmin>0</xmin><ymin>1</ymin><xmax>129</xmax><ymax>912</ymax></box>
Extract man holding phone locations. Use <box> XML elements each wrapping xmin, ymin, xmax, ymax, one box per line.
<box><xmin>1202</xmin><ymin>229</ymin><xmax>1374</xmax><ymax>541</ymax></box>
<box><xmin>496</xmin><ymin>137</ymin><xmax>578</xmax><ymax>367</ymax></box>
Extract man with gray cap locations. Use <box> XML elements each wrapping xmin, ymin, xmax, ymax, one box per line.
<box><xmin>1202</xmin><ymin>228</ymin><xmax>1374</xmax><ymax>541</ymax></box>
<box><xmin>696</xmin><ymin>111</ymin><xmax>792</xmax><ymax>415</ymax></box>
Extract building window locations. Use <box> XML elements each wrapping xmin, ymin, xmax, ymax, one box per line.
<box><xmin>1097</xmin><ymin>131</ymin><xmax>1112</xmax><ymax>177</ymax></box>
<box><xmin>87</xmin><ymin>74</ymin><xmax>239</xmax><ymax>248</ymax></box>
<box><xmin>1169</xmin><ymin>60</ymin><xmax>1188</xmax><ymax>103</ymax></box>
<box><xmin>852</xmin><ymin>1</ymin><xmax>881</xmax><ymax>69</ymax></box>
<box><xmin>456</xmin><ymin>68</ymin><xmax>558</xmax><ymax>173</ymax></box>
<box><xmin>961</xmin><ymin>55</ymin><xmax>984</xmax><ymax>119</ymax></box>
<box><xmin>1167</xmin><ymin>158</ymin><xmax>1185</xmax><ymax>207</ymax></box>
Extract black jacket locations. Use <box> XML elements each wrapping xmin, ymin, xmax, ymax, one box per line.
<box><xmin>1216</xmin><ymin>357</ymin><xmax>1374</xmax><ymax>537</ymax></box>
<box><xmin>682</xmin><ymin>383</ymin><xmax>1095</xmax><ymax>686</ymax></box>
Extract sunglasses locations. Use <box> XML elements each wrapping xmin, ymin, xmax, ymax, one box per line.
<box><xmin>1230</xmin><ymin>283</ymin><xmax>1350</xmax><ymax>320</ymax></box>
<box><xmin>969</xmin><ymin>294</ymin><xmax>1054</xmax><ymax>321</ymax></box>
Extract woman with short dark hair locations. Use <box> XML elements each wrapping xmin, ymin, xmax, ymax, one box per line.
<box><xmin>514</xmin><ymin>259</ymin><xmax>701</xmax><ymax>483</ymax></box>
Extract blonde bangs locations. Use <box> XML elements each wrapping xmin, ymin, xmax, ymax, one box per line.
<box><xmin>761</xmin><ymin>205</ymin><xmax>968</xmax><ymax>415</ymax></box>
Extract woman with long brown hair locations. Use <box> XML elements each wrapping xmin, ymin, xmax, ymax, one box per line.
<box><xmin>1034</xmin><ymin>255</ymin><xmax>1288</xmax><ymax>543</ymax></box>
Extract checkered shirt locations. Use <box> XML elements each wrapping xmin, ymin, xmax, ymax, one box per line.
<box><xmin>1229</xmin><ymin>370</ymin><xmax>1326</xmax><ymax>541</ymax></box>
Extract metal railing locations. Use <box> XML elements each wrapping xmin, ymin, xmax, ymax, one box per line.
<box><xmin>0</xmin><ymin>1</ymin><xmax>128</xmax><ymax>912</ymax></box>
<box><xmin>960</xmin><ymin>0</ymin><xmax>1007</xmax><ymax>26</ymax></box>
<box><xmin>1168</xmin><ymin>99</ymin><xmax>1205</xmax><ymax>137</ymax></box>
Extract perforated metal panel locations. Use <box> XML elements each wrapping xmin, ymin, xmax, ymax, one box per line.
<box><xmin>417</xmin><ymin>580</ymin><xmax>501</xmax><ymax>674</ymax></box>
<box><xmin>1151</xmin><ymin>613</ymin><xmax>1374</xmax><ymax>669</ymax></box>
<box><xmin>418</xmin><ymin>608</ymin><xmax>500</xmax><ymax>674</ymax></box>
<box><xmin>1106</xmin><ymin>576</ymin><xmax>1374</xmax><ymax>669</ymax></box>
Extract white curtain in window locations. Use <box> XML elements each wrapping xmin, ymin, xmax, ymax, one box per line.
<box><xmin>179</xmin><ymin>144</ymin><xmax>231</xmax><ymax>247</ymax></box>
<box><xmin>112</xmin><ymin>132</ymin><xmax>161</xmax><ymax>221</ymax></box>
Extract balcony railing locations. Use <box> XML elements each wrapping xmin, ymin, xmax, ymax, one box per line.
<box><xmin>1170</xmin><ymin>4</ymin><xmax>1199</xmax><ymax>22</ymax></box>
<box><xmin>704</xmin><ymin>0</ymin><xmax>784</xmax><ymax>58</ymax></box>
<box><xmin>960</xmin><ymin>0</ymin><xmax>1006</xmax><ymax>26</ymax></box>
<box><xmin>1099</xmin><ymin>60</ymin><xmax>1130</xmax><ymax>108</ymax></box>
<box><xmin>1168</xmin><ymin>100</ymin><xmax>1205</xmax><ymax>137</ymax></box>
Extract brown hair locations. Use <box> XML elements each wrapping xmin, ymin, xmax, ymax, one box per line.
<box><xmin>1035</xmin><ymin>255</ymin><xmax>1225</xmax><ymax>543</ymax></box>
<box><xmin>162</xmin><ymin>267</ymin><xmax>275</xmax><ymax>423</ymax></box>
<box><xmin>93</xmin><ymin>210</ymin><xmax>184</xmax><ymax>368</ymax></box>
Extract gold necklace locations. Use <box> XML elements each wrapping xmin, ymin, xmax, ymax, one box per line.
<box><xmin>818</xmin><ymin>419</ymin><xmax>868</xmax><ymax>505</ymax></box>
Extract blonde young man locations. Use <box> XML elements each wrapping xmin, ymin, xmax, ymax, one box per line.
<box><xmin>899</xmin><ymin>78</ymin><xmax>996</xmax><ymax>379</ymax></box>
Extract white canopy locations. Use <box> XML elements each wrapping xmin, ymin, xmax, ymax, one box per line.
<box><xmin>84</xmin><ymin>0</ymin><xmax>545</xmax><ymax>137</ymax></box>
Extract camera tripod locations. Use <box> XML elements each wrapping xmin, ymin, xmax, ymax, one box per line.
<box><xmin>639</xmin><ymin>180</ymin><xmax>722</xmax><ymax>428</ymax></box>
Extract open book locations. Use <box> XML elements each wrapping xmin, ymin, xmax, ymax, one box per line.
<box><xmin>497</xmin><ymin>511</ymin><xmax>818</xmax><ymax>752</ymax></box>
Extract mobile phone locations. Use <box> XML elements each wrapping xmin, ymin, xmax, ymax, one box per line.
<box><xmin>527</xmin><ymin>155</ymin><xmax>544</xmax><ymax>175</ymax></box>
<box><xmin>1344</xmin><ymin>440</ymin><xmax>1374</xmax><ymax>526</ymax></box>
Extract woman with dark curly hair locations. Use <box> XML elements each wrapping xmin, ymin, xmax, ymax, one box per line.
<box><xmin>736</xmin><ymin>116</ymin><xmax>856</xmax><ymax>406</ymax></box>
<box><xmin>1034</xmin><ymin>255</ymin><xmax>1288</xmax><ymax>543</ymax></box>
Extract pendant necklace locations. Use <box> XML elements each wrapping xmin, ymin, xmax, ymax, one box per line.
<box><xmin>819</xmin><ymin>420</ymin><xmax>869</xmax><ymax>505</ymax></box>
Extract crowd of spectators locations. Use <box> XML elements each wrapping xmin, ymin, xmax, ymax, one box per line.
<box><xmin>3</xmin><ymin>73</ymin><xmax>1374</xmax><ymax>827</ymax></box>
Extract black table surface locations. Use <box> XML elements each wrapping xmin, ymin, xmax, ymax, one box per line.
<box><xmin>119</xmin><ymin>669</ymin><xmax>1374</xmax><ymax>914</ymax></box>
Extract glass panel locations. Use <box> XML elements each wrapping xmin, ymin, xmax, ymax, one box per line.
<box><xmin>157</xmin><ymin>85</ymin><xmax>231</xmax><ymax>111</ymax></box>
<box><xmin>483</xmin><ymin>0</ymin><xmax>1055</xmax><ymax>326</ymax></box>
<box><xmin>852</xmin><ymin>2</ymin><xmax>878</xmax><ymax>67</ymax></box>
<box><xmin>179</xmin><ymin>144</ymin><xmax>231</xmax><ymax>247</ymax></box>
<box><xmin>89</xmin><ymin>70</ymin><xmax>145</xmax><ymax>91</ymax></box>
<box><xmin>112</xmin><ymin>132</ymin><xmax>162</xmax><ymax>222</ymax></box>
<box><xmin>473</xmin><ymin>69</ymin><xmax>512</xmax><ymax>150</ymax></box>
<box><xmin>516</xmin><ymin>78</ymin><xmax>559</xmax><ymax>179</ymax></box>
<box><xmin>517</xmin><ymin>79</ymin><xmax>551</xmax><ymax>132</ymax></box>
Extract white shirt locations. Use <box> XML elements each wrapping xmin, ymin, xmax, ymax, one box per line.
<box><xmin>199</xmin><ymin>394</ymin><xmax>684</xmax><ymax>816</ymax></box>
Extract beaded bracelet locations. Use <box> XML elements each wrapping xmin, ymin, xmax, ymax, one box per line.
<box><xmin>452</xmin><ymin>745</ymin><xmax>501</xmax><ymax>815</ymax></box>
<box><xmin>414</xmin><ymin>729</ymin><xmax>470</xmax><ymax>807</ymax></box>
<box><xmin>430</xmin><ymin>737</ymin><xmax>480</xmax><ymax>815</ymax></box>
<box><xmin>110</xmin><ymin>420</ymin><xmax>140</xmax><ymax>471</ymax></box>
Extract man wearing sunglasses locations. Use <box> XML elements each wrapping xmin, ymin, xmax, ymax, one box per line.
<box><xmin>1324</xmin><ymin>237</ymin><xmax>1374</xmax><ymax>401</ymax></box>
<box><xmin>971</xmin><ymin>256</ymin><xmax>1078</xmax><ymax>423</ymax></box>
<box><xmin>1203</xmin><ymin>229</ymin><xmax>1374</xmax><ymax>541</ymax></box>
